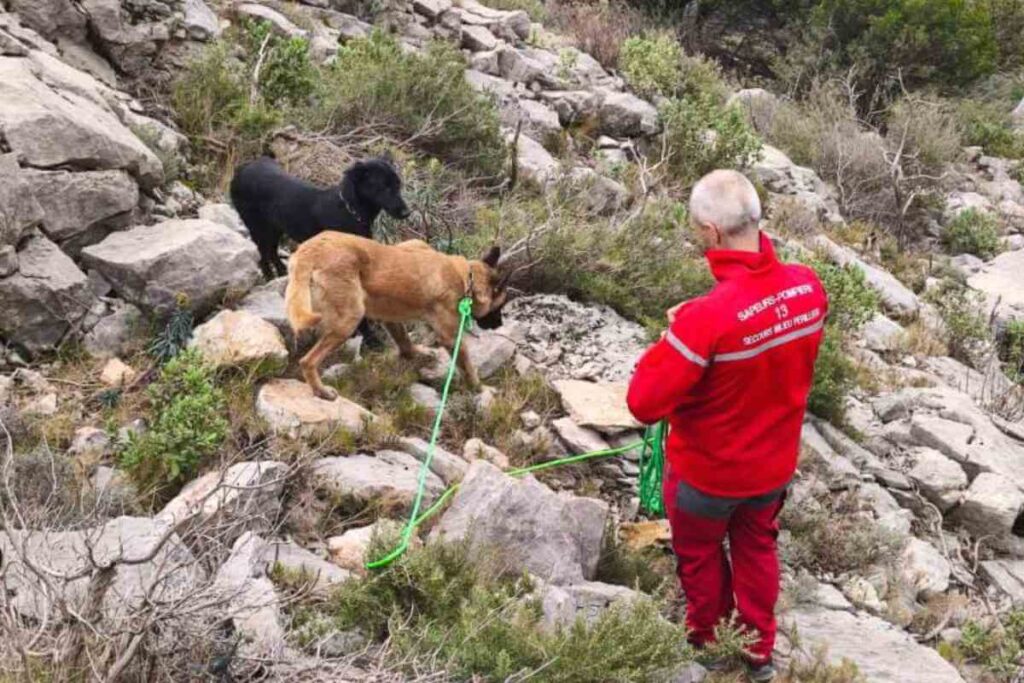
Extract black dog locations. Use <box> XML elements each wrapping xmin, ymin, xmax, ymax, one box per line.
<box><xmin>230</xmin><ymin>156</ymin><xmax>411</xmax><ymax>279</ymax></box>
<box><xmin>230</xmin><ymin>156</ymin><xmax>411</xmax><ymax>349</ymax></box>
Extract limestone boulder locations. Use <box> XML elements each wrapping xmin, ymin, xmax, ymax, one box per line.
<box><xmin>256</xmin><ymin>379</ymin><xmax>374</xmax><ymax>439</ymax></box>
<box><xmin>0</xmin><ymin>234</ymin><xmax>95</xmax><ymax>354</ymax></box>
<box><xmin>189</xmin><ymin>309</ymin><xmax>288</xmax><ymax>371</ymax></box>
<box><xmin>81</xmin><ymin>219</ymin><xmax>261</xmax><ymax>316</ymax></box>
<box><xmin>432</xmin><ymin>460</ymin><xmax>608</xmax><ymax>584</ymax></box>
<box><xmin>312</xmin><ymin>451</ymin><xmax>444</xmax><ymax>512</ymax></box>
<box><xmin>552</xmin><ymin>380</ymin><xmax>640</xmax><ymax>434</ymax></box>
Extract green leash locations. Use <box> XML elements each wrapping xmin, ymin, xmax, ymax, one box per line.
<box><xmin>365</xmin><ymin>297</ymin><xmax>668</xmax><ymax>570</ymax></box>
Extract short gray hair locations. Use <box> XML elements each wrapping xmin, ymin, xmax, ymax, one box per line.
<box><xmin>688</xmin><ymin>170</ymin><xmax>762</xmax><ymax>236</ymax></box>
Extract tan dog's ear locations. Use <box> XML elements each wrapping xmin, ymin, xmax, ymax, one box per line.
<box><xmin>481</xmin><ymin>245</ymin><xmax>501</xmax><ymax>268</ymax></box>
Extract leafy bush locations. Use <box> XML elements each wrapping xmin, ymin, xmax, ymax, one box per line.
<box><xmin>781</xmin><ymin>491</ymin><xmax>902</xmax><ymax>574</ymax></box>
<box><xmin>620</xmin><ymin>33</ymin><xmax>729</xmax><ymax>103</ymax></box>
<box><xmin>173</xmin><ymin>20</ymin><xmax>318</xmax><ymax>191</ymax></box>
<box><xmin>660</xmin><ymin>96</ymin><xmax>762</xmax><ymax>188</ymax></box>
<box><xmin>1001</xmin><ymin>320</ymin><xmax>1024</xmax><ymax>383</ymax></box>
<box><xmin>302</xmin><ymin>540</ymin><xmax>695</xmax><ymax>681</ymax></box>
<box><xmin>797</xmin><ymin>254</ymin><xmax>878</xmax><ymax>426</ymax></box>
<box><xmin>925</xmin><ymin>280</ymin><xmax>993</xmax><ymax>367</ymax></box>
<box><xmin>958</xmin><ymin>100</ymin><xmax>1024</xmax><ymax>158</ymax></box>
<box><xmin>119</xmin><ymin>349</ymin><xmax>228</xmax><ymax>496</ymax></box>
<box><xmin>944</xmin><ymin>610</ymin><xmax>1024</xmax><ymax>680</ymax></box>
<box><xmin>315</xmin><ymin>32</ymin><xmax>506</xmax><ymax>177</ymax></box>
<box><xmin>942</xmin><ymin>209</ymin><xmax>1003</xmax><ymax>260</ymax></box>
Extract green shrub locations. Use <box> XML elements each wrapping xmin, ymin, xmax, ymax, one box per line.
<box><xmin>781</xmin><ymin>492</ymin><xmax>902</xmax><ymax>574</ymax></box>
<box><xmin>620</xmin><ymin>33</ymin><xmax>728</xmax><ymax>103</ymax></box>
<box><xmin>305</xmin><ymin>540</ymin><xmax>695</xmax><ymax>681</ymax></box>
<box><xmin>925</xmin><ymin>280</ymin><xmax>992</xmax><ymax>366</ymax></box>
<box><xmin>947</xmin><ymin>610</ymin><xmax>1024</xmax><ymax>680</ymax></box>
<box><xmin>316</xmin><ymin>32</ymin><xmax>506</xmax><ymax>177</ymax></box>
<box><xmin>958</xmin><ymin>100</ymin><xmax>1024</xmax><ymax>158</ymax></box>
<box><xmin>172</xmin><ymin>20</ymin><xmax>318</xmax><ymax>191</ymax></box>
<box><xmin>796</xmin><ymin>254</ymin><xmax>878</xmax><ymax>426</ymax></box>
<box><xmin>1001</xmin><ymin>319</ymin><xmax>1024</xmax><ymax>382</ymax></box>
<box><xmin>942</xmin><ymin>209</ymin><xmax>1003</xmax><ymax>260</ymax></box>
<box><xmin>660</xmin><ymin>96</ymin><xmax>762</xmax><ymax>189</ymax></box>
<box><xmin>119</xmin><ymin>349</ymin><xmax>228</xmax><ymax>495</ymax></box>
<box><xmin>777</xmin><ymin>0</ymin><xmax>998</xmax><ymax>106</ymax></box>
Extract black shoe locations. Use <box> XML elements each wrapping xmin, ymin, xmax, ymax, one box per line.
<box><xmin>747</xmin><ymin>660</ymin><xmax>776</xmax><ymax>682</ymax></box>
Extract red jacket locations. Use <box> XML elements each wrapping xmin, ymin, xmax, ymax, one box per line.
<box><xmin>627</xmin><ymin>233</ymin><xmax>827</xmax><ymax>497</ymax></box>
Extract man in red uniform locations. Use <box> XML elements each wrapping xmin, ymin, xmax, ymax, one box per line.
<box><xmin>627</xmin><ymin>170</ymin><xmax>827</xmax><ymax>682</ymax></box>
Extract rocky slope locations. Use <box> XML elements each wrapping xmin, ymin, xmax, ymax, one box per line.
<box><xmin>1</xmin><ymin>1</ymin><xmax>1024</xmax><ymax>681</ymax></box>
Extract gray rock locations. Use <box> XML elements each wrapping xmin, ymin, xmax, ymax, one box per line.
<box><xmin>465</xmin><ymin>68</ymin><xmax>515</xmax><ymax>97</ymax></box>
<box><xmin>900</xmin><ymin>537</ymin><xmax>951</xmax><ymax>599</ymax></box>
<box><xmin>0</xmin><ymin>153</ymin><xmax>44</xmax><ymax>247</ymax></box>
<box><xmin>198</xmin><ymin>202</ymin><xmax>247</xmax><ymax>236</ymax></box>
<box><xmin>157</xmin><ymin>461</ymin><xmax>288</xmax><ymax>543</ymax></box>
<box><xmin>872</xmin><ymin>394</ymin><xmax>911</xmax><ymax>423</ymax></box>
<box><xmin>236</xmin><ymin>4</ymin><xmax>308</xmax><ymax>38</ymax></box>
<box><xmin>259</xmin><ymin>540</ymin><xmax>350</xmax><ymax>596</ymax></box>
<box><xmin>553</xmin><ymin>379</ymin><xmax>640</xmax><ymax>434</ymax></box>
<box><xmin>413</xmin><ymin>0</ymin><xmax>453</xmax><ymax>19</ymax></box>
<box><xmin>968</xmin><ymin>249</ymin><xmax>1024</xmax><ymax>326</ymax></box>
<box><xmin>0</xmin><ymin>245</ymin><xmax>17</xmax><ymax>278</ymax></box>
<box><xmin>189</xmin><ymin>309</ymin><xmax>288</xmax><ymax>370</ymax></box>
<box><xmin>860</xmin><ymin>313</ymin><xmax>905</xmax><ymax>352</ymax></box>
<box><xmin>465</xmin><ymin>330</ymin><xmax>516</xmax><ymax>379</ymax></box>
<box><xmin>907</xmin><ymin>448</ymin><xmax>967</xmax><ymax>511</ymax></box>
<box><xmin>256</xmin><ymin>379</ymin><xmax>373</xmax><ymax>439</ymax></box>
<box><xmin>497</xmin><ymin>46</ymin><xmax>545</xmax><ymax>83</ymax></box>
<box><xmin>951</xmin><ymin>253</ymin><xmax>985</xmax><ymax>278</ymax></box>
<box><xmin>980</xmin><ymin>559</ymin><xmax>1024</xmax><ymax>605</ymax></box>
<box><xmin>552</xmin><ymin>417</ymin><xmax>610</xmax><ymax>454</ymax></box>
<box><xmin>183</xmin><ymin>0</ymin><xmax>220</xmax><ymax>40</ymax></box>
<box><xmin>800</xmin><ymin>423</ymin><xmax>860</xmax><ymax>488</ymax></box>
<box><xmin>909</xmin><ymin>414</ymin><xmax>975</xmax><ymax>465</ymax></box>
<box><xmin>667</xmin><ymin>662</ymin><xmax>708</xmax><ymax>683</ymax></box>
<box><xmin>235</xmin><ymin>277</ymin><xmax>289</xmax><ymax>336</ymax></box>
<box><xmin>958</xmin><ymin>472</ymin><xmax>1024</xmax><ymax>541</ymax></box>
<box><xmin>811</xmin><ymin>235</ymin><xmax>920</xmax><ymax>316</ymax></box>
<box><xmin>503</xmin><ymin>294</ymin><xmax>647</xmax><ymax>382</ymax></box>
<box><xmin>462</xmin><ymin>24</ymin><xmax>498</xmax><ymax>51</ymax></box>
<box><xmin>857</xmin><ymin>482</ymin><xmax>913</xmax><ymax>536</ymax></box>
<box><xmin>0</xmin><ymin>234</ymin><xmax>95</xmax><ymax>354</ymax></box>
<box><xmin>0</xmin><ymin>516</ymin><xmax>202</xmax><ymax>623</ymax></box>
<box><xmin>432</xmin><ymin>460</ymin><xmax>608</xmax><ymax>584</ymax></box>
<box><xmin>567</xmin><ymin>166</ymin><xmax>629</xmax><ymax>216</ymax></box>
<box><xmin>409</xmin><ymin>383</ymin><xmax>441</xmax><ymax>415</ymax></box>
<box><xmin>395</xmin><ymin>437</ymin><xmax>468</xmax><ymax>486</ymax></box>
<box><xmin>517</xmin><ymin>98</ymin><xmax>563</xmax><ymax>138</ymax></box>
<box><xmin>462</xmin><ymin>437</ymin><xmax>510</xmax><ymax>469</ymax></box>
<box><xmin>512</xmin><ymin>131</ymin><xmax>559</xmax><ymax>184</ymax></box>
<box><xmin>312</xmin><ymin>451</ymin><xmax>444</xmax><ymax>511</ymax></box>
<box><xmin>785</xmin><ymin>607</ymin><xmax>966</xmax><ymax>683</ymax></box>
<box><xmin>213</xmin><ymin>533</ymin><xmax>287</xmax><ymax>660</ymax></box>
<box><xmin>82</xmin><ymin>300</ymin><xmax>143</xmax><ymax>359</ymax></box>
<box><xmin>597</xmin><ymin>89</ymin><xmax>659</xmax><ymax>138</ymax></box>
<box><xmin>540</xmin><ymin>89</ymin><xmax>603</xmax><ymax>126</ymax></box>
<box><xmin>0</xmin><ymin>57</ymin><xmax>162</xmax><ymax>188</ymax></box>
<box><xmin>81</xmin><ymin>219</ymin><xmax>261</xmax><ymax>316</ymax></box>
<box><xmin>537</xmin><ymin>578</ymin><xmax>646</xmax><ymax>629</ymax></box>
<box><xmin>70</xmin><ymin>425</ymin><xmax>110</xmax><ymax>460</ymax></box>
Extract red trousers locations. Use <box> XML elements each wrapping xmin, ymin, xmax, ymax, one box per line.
<box><xmin>663</xmin><ymin>465</ymin><xmax>785</xmax><ymax>664</ymax></box>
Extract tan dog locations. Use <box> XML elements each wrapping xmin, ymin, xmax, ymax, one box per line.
<box><xmin>285</xmin><ymin>232</ymin><xmax>509</xmax><ymax>400</ymax></box>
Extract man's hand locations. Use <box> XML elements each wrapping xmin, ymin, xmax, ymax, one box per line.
<box><xmin>666</xmin><ymin>302</ymin><xmax>684</xmax><ymax>324</ymax></box>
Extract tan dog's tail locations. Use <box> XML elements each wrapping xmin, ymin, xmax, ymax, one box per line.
<box><xmin>285</xmin><ymin>253</ymin><xmax>322</xmax><ymax>334</ymax></box>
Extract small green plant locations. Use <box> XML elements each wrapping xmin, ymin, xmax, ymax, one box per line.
<box><xmin>328</xmin><ymin>351</ymin><xmax>431</xmax><ymax>435</ymax></box>
<box><xmin>925</xmin><ymin>280</ymin><xmax>993</xmax><ymax>367</ymax></box>
<box><xmin>620</xmin><ymin>33</ymin><xmax>728</xmax><ymax>104</ymax></box>
<box><xmin>119</xmin><ymin>349</ymin><xmax>228</xmax><ymax>496</ymax></box>
<box><xmin>1002</xmin><ymin>319</ymin><xmax>1024</xmax><ymax>382</ymax></box>
<box><xmin>660</xmin><ymin>95</ymin><xmax>762</xmax><ymax>188</ymax></box>
<box><xmin>781</xmin><ymin>492</ymin><xmax>902</xmax><ymax>575</ymax></box>
<box><xmin>317</xmin><ymin>31</ymin><xmax>506</xmax><ymax>177</ymax></box>
<box><xmin>797</xmin><ymin>254</ymin><xmax>879</xmax><ymax>426</ymax></box>
<box><xmin>557</xmin><ymin>48</ymin><xmax>579</xmax><ymax>81</ymax></box>
<box><xmin>948</xmin><ymin>610</ymin><xmax>1024</xmax><ymax>680</ymax></box>
<box><xmin>942</xmin><ymin>209</ymin><xmax>1003</xmax><ymax>260</ymax></box>
<box><xmin>148</xmin><ymin>297</ymin><xmax>195</xmax><ymax>363</ymax></box>
<box><xmin>958</xmin><ymin>99</ymin><xmax>1024</xmax><ymax>158</ymax></box>
<box><xmin>303</xmin><ymin>540</ymin><xmax>696</xmax><ymax>681</ymax></box>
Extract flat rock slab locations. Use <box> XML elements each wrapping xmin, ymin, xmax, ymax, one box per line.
<box><xmin>81</xmin><ymin>218</ymin><xmax>261</xmax><ymax>316</ymax></box>
<box><xmin>190</xmin><ymin>309</ymin><xmax>288</xmax><ymax>370</ymax></box>
<box><xmin>432</xmin><ymin>460</ymin><xmax>608</xmax><ymax>585</ymax></box>
<box><xmin>981</xmin><ymin>559</ymin><xmax>1024</xmax><ymax>606</ymax></box>
<box><xmin>969</xmin><ymin>249</ymin><xmax>1024</xmax><ymax>324</ymax></box>
<box><xmin>785</xmin><ymin>607</ymin><xmax>965</xmax><ymax>683</ymax></box>
<box><xmin>812</xmin><ymin>235</ymin><xmax>920</xmax><ymax>317</ymax></box>
<box><xmin>256</xmin><ymin>379</ymin><xmax>374</xmax><ymax>439</ymax></box>
<box><xmin>312</xmin><ymin>451</ymin><xmax>444</xmax><ymax>512</ymax></box>
<box><xmin>552</xmin><ymin>379</ymin><xmax>639</xmax><ymax>434</ymax></box>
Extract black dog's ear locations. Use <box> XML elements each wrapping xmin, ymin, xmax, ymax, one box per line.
<box><xmin>481</xmin><ymin>245</ymin><xmax>501</xmax><ymax>268</ymax></box>
<box><xmin>340</xmin><ymin>160</ymin><xmax>366</xmax><ymax>200</ymax></box>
